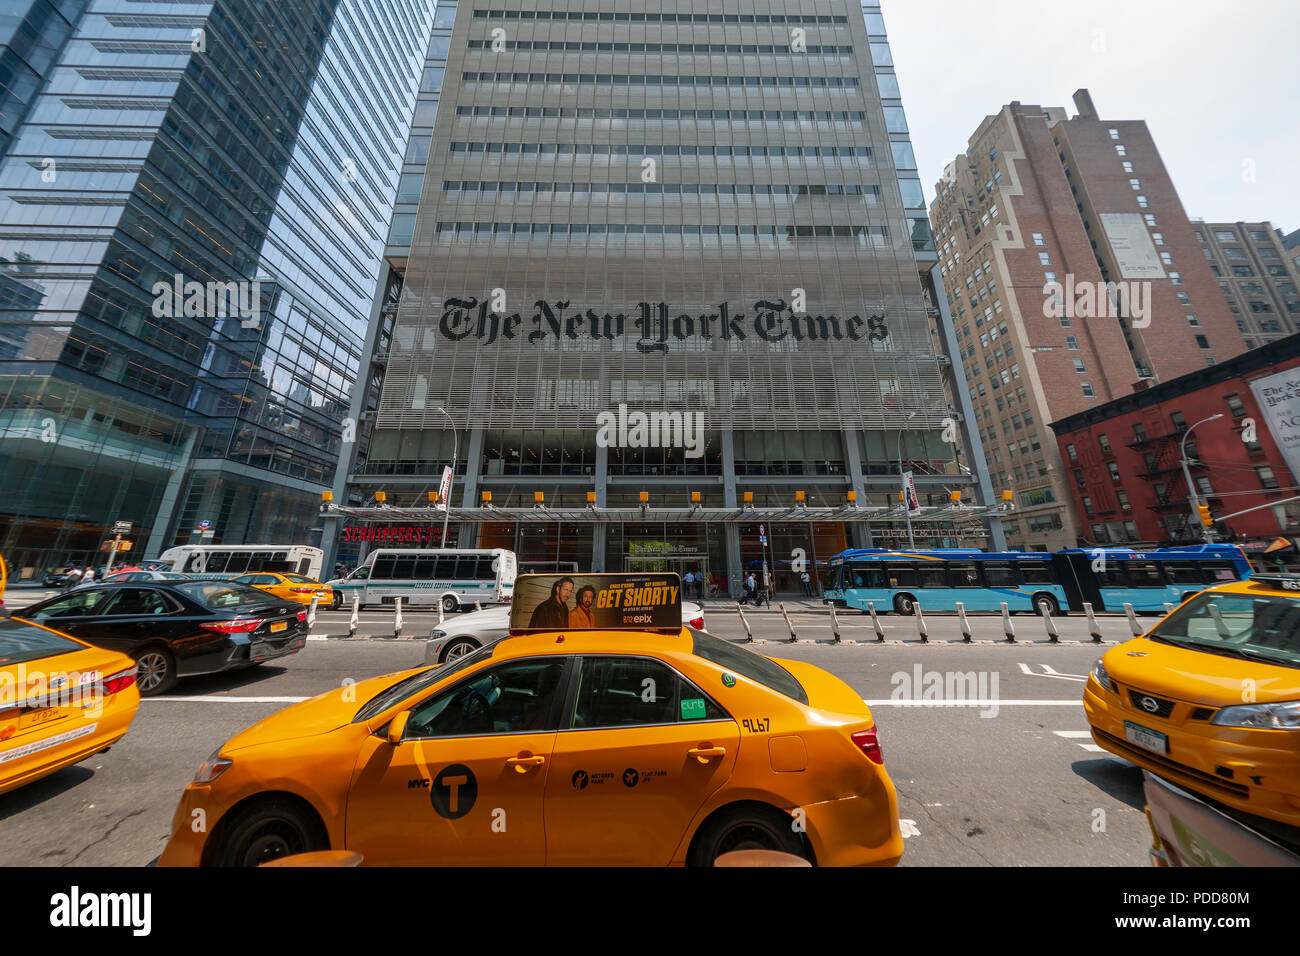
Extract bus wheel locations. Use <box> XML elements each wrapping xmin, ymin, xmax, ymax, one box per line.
<box><xmin>441</xmin><ymin>595</ymin><xmax>459</xmax><ymax>614</ymax></box>
<box><xmin>1033</xmin><ymin>593</ymin><xmax>1060</xmax><ymax>616</ymax></box>
<box><xmin>893</xmin><ymin>593</ymin><xmax>916</xmax><ymax>615</ymax></box>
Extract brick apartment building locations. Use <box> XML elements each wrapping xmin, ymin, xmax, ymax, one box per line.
<box><xmin>930</xmin><ymin>89</ymin><xmax>1245</xmax><ymax>551</ymax></box>
<box><xmin>1194</xmin><ymin>222</ymin><xmax>1300</xmax><ymax>347</ymax></box>
<box><xmin>1049</xmin><ymin>334</ymin><xmax>1300</xmax><ymax>556</ymax></box>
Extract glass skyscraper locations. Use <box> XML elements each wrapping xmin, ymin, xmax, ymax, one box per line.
<box><xmin>0</xmin><ymin>0</ymin><xmax>434</xmax><ymax>577</ymax></box>
<box><xmin>329</xmin><ymin>1</ymin><xmax>1002</xmax><ymax>594</ymax></box>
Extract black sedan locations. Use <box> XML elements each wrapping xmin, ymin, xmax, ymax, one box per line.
<box><xmin>15</xmin><ymin>581</ymin><xmax>309</xmax><ymax>695</ymax></box>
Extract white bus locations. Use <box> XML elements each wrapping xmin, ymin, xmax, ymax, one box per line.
<box><xmin>328</xmin><ymin>548</ymin><xmax>516</xmax><ymax>612</ymax></box>
<box><xmin>155</xmin><ymin>545</ymin><xmax>324</xmax><ymax>580</ymax></box>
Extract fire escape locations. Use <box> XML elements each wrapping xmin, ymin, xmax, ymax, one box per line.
<box><xmin>1130</xmin><ymin>427</ymin><xmax>1211</xmax><ymax>543</ymax></box>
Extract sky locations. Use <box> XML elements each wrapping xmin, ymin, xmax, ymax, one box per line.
<box><xmin>883</xmin><ymin>0</ymin><xmax>1300</xmax><ymax>235</ymax></box>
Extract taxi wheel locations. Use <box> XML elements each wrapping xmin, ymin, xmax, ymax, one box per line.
<box><xmin>689</xmin><ymin>804</ymin><xmax>811</xmax><ymax>867</ymax></box>
<box><xmin>215</xmin><ymin>797</ymin><xmax>328</xmax><ymax>867</ymax></box>
<box><xmin>135</xmin><ymin>646</ymin><xmax>177</xmax><ymax>697</ymax></box>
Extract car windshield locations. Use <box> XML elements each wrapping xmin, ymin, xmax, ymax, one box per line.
<box><xmin>353</xmin><ymin>640</ymin><xmax>501</xmax><ymax>722</ymax></box>
<box><xmin>0</xmin><ymin>619</ymin><xmax>84</xmax><ymax>666</ymax></box>
<box><xmin>689</xmin><ymin>629</ymin><xmax>808</xmax><ymax>704</ymax></box>
<box><xmin>1148</xmin><ymin>591</ymin><xmax>1300</xmax><ymax>668</ymax></box>
<box><xmin>173</xmin><ymin>581</ymin><xmax>277</xmax><ymax>609</ymax></box>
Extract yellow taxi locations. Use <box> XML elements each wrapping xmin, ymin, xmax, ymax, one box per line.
<box><xmin>231</xmin><ymin>572</ymin><xmax>333</xmax><ymax>608</ymax></box>
<box><xmin>159</xmin><ymin>574</ymin><xmax>901</xmax><ymax>866</ymax></box>
<box><xmin>1085</xmin><ymin>573</ymin><xmax>1300</xmax><ymax>828</ymax></box>
<box><xmin>0</xmin><ymin>615</ymin><xmax>141</xmax><ymax>795</ymax></box>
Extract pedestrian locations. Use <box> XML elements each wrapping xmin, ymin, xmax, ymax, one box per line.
<box><xmin>83</xmin><ymin>565</ymin><xmax>96</xmax><ymax>584</ymax></box>
<box><xmin>682</xmin><ymin>569</ymin><xmax>694</xmax><ymax>599</ymax></box>
<box><xmin>744</xmin><ymin>572</ymin><xmax>757</xmax><ymax>605</ymax></box>
<box><xmin>801</xmin><ymin>569</ymin><xmax>812</xmax><ymax>597</ymax></box>
<box><xmin>696</xmin><ymin>573</ymin><xmax>704</xmax><ymax>601</ymax></box>
<box><xmin>63</xmin><ymin>565</ymin><xmax>82</xmax><ymax>590</ymax></box>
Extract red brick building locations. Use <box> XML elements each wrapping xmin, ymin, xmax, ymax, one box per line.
<box><xmin>1049</xmin><ymin>334</ymin><xmax>1300</xmax><ymax>558</ymax></box>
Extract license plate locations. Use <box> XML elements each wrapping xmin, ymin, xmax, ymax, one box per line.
<box><xmin>270</xmin><ymin>621</ymin><xmax>287</xmax><ymax>633</ymax></box>
<box><xmin>1124</xmin><ymin>720</ymin><xmax>1168</xmax><ymax>755</ymax></box>
<box><xmin>19</xmin><ymin>707</ymin><xmax>65</xmax><ymax>731</ymax></box>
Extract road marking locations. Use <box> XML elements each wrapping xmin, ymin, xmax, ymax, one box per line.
<box><xmin>1017</xmin><ymin>662</ymin><xmax>1087</xmax><ymax>682</ymax></box>
<box><xmin>1053</xmin><ymin>730</ymin><xmax>1092</xmax><ymax>738</ymax></box>
<box><xmin>865</xmin><ymin>699</ymin><xmax>1081</xmax><ymax>706</ymax></box>
<box><xmin>1080</xmin><ymin>744</ymin><xmax>1106</xmax><ymax>753</ymax></box>
<box><xmin>143</xmin><ymin>695</ymin><xmax>309</xmax><ymax>703</ymax></box>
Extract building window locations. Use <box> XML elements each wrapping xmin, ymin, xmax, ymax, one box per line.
<box><xmin>1152</xmin><ymin>232</ymin><xmax>1164</xmax><ymax>246</ymax></box>
<box><xmin>1195</xmin><ymin>334</ymin><xmax>1210</xmax><ymax>349</ymax></box>
<box><xmin>1065</xmin><ymin>335</ymin><xmax>1079</xmax><ymax>350</ymax></box>
<box><xmin>1133</xmin><ymin>422</ymin><xmax>1146</xmax><ymax>441</ymax></box>
<box><xmin>1098</xmin><ymin>434</ymin><xmax>1111</xmax><ymax>454</ymax></box>
<box><xmin>1258</xmin><ymin>466</ymin><xmax>1280</xmax><ymax>490</ymax></box>
<box><xmin>1117</xmin><ymin>490</ymin><xmax>1130</xmax><ymax>511</ymax></box>
<box><xmin>1108</xmin><ymin>461</ymin><xmax>1121</xmax><ymax>482</ymax></box>
<box><xmin>1168</xmin><ymin>271</ymin><xmax>1181</xmax><ymax>284</ymax></box>
<box><xmin>1038</xmin><ymin>252</ymin><xmax>1051</xmax><ymax>266</ymax></box>
<box><xmin>1225</xmin><ymin>393</ymin><xmax>1246</xmax><ymax>417</ymax></box>
<box><xmin>1066</xmin><ymin>443</ymin><xmax>1078</xmax><ymax>462</ymax></box>
<box><xmin>1115</xmin><ymin>145</ymin><xmax>1126</xmax><ymax>156</ymax></box>
<box><xmin>1032</xmin><ymin>232</ymin><xmax>1045</xmax><ymax>245</ymax></box>
<box><xmin>1186</xmin><ymin>313</ymin><xmax>1200</xmax><ymax>327</ymax></box>
<box><xmin>1082</xmin><ymin>496</ymin><xmax>1094</xmax><ymax>514</ymax></box>
<box><xmin>1136</xmin><ymin>195</ymin><xmax>1148</xmax><ymax>208</ymax></box>
<box><xmin>1129</xmin><ymin>178</ymin><xmax>1141</xmax><ymax>190</ymax></box>
<box><xmin>1171</xmin><ymin>411</ymin><xmax>1187</xmax><ymax>431</ymax></box>
<box><xmin>1082</xmin><ymin>382</ymin><xmax>1095</xmax><ymax>398</ymax></box>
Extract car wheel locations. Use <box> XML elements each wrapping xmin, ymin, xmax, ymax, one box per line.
<box><xmin>1033</xmin><ymin>593</ymin><xmax>1060</xmax><ymax>616</ymax></box>
<box><xmin>441</xmin><ymin>595</ymin><xmax>459</xmax><ymax>613</ymax></box>
<box><xmin>893</xmin><ymin>593</ymin><xmax>916</xmax><ymax>616</ymax></box>
<box><xmin>442</xmin><ymin>638</ymin><xmax>479</xmax><ymax>662</ymax></box>
<box><xmin>134</xmin><ymin>646</ymin><xmax>177</xmax><ymax>696</ymax></box>
<box><xmin>331</xmin><ymin>592</ymin><xmax>343</xmax><ymax>610</ymax></box>
<box><xmin>213</xmin><ymin>797</ymin><xmax>328</xmax><ymax>867</ymax></box>
<box><xmin>689</xmin><ymin>804</ymin><xmax>810</xmax><ymax>866</ymax></box>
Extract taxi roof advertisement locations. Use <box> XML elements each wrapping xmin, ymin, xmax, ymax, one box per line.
<box><xmin>509</xmin><ymin>573</ymin><xmax>682</xmax><ymax>632</ymax></box>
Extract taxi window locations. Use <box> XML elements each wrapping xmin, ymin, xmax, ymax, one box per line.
<box><xmin>404</xmin><ymin>657</ymin><xmax>565</xmax><ymax>737</ymax></box>
<box><xmin>282</xmin><ymin>573</ymin><xmax>315</xmax><ymax>583</ymax></box>
<box><xmin>1149</xmin><ymin>593</ymin><xmax>1300</xmax><ymax>667</ymax></box>
<box><xmin>569</xmin><ymin>656</ymin><xmax>726</xmax><ymax>729</ymax></box>
<box><xmin>689</xmin><ymin>629</ymin><xmax>808</xmax><ymax>705</ymax></box>
<box><xmin>0</xmin><ymin>619</ymin><xmax>84</xmax><ymax>665</ymax></box>
<box><xmin>353</xmin><ymin>639</ymin><xmax>499</xmax><ymax>721</ymax></box>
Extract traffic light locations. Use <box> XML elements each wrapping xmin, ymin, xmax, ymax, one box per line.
<box><xmin>1198</xmin><ymin>505</ymin><xmax>1213</xmax><ymax>527</ymax></box>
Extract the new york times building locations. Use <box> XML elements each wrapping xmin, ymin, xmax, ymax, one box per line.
<box><xmin>330</xmin><ymin>1</ymin><xmax>1001</xmax><ymax>595</ymax></box>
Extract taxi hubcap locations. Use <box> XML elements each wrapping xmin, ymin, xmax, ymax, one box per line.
<box><xmin>137</xmin><ymin>653</ymin><xmax>167</xmax><ymax>692</ymax></box>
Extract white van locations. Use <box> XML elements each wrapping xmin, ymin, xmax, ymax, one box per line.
<box><xmin>328</xmin><ymin>549</ymin><xmax>516</xmax><ymax>612</ymax></box>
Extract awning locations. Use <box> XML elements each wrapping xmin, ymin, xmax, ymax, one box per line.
<box><xmin>323</xmin><ymin>502</ymin><xmax>1008</xmax><ymax>524</ymax></box>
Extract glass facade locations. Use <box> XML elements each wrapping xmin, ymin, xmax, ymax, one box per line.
<box><xmin>333</xmin><ymin>1</ymin><xmax>989</xmax><ymax>591</ymax></box>
<box><xmin>0</xmin><ymin>0</ymin><xmax>433</xmax><ymax>578</ymax></box>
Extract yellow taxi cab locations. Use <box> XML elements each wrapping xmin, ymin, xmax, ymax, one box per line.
<box><xmin>1085</xmin><ymin>573</ymin><xmax>1300</xmax><ymax>828</ymax></box>
<box><xmin>231</xmin><ymin>572</ymin><xmax>333</xmax><ymax>608</ymax></box>
<box><xmin>0</xmin><ymin>615</ymin><xmax>141</xmax><ymax>795</ymax></box>
<box><xmin>159</xmin><ymin>573</ymin><xmax>902</xmax><ymax>867</ymax></box>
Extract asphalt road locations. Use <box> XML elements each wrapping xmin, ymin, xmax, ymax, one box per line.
<box><xmin>0</xmin><ymin>596</ymin><xmax>1153</xmax><ymax>867</ymax></box>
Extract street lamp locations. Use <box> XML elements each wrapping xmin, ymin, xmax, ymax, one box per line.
<box><xmin>897</xmin><ymin>411</ymin><xmax>918</xmax><ymax>549</ymax></box>
<box><xmin>1180</xmin><ymin>413</ymin><xmax>1223</xmax><ymax>544</ymax></box>
<box><xmin>432</xmin><ymin>406</ymin><xmax>459</xmax><ymax>549</ymax></box>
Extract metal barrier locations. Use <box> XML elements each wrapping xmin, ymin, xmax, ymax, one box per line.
<box><xmin>867</xmin><ymin>602</ymin><xmax>885</xmax><ymax>642</ymax></box>
<box><xmin>307</xmin><ymin>594</ymin><xmax>319</xmax><ymax>629</ymax></box>
<box><xmin>1124</xmin><ymin>603</ymin><xmax>1143</xmax><ymax>636</ymax></box>
<box><xmin>349</xmin><ymin>596</ymin><xmax>360</xmax><ymax>638</ymax></box>
<box><xmin>955</xmin><ymin>602</ymin><xmax>973</xmax><ymax>643</ymax></box>
<box><xmin>914</xmin><ymin>600</ymin><xmax>928</xmax><ymax>644</ymax></box>
<box><xmin>778</xmin><ymin>602</ymin><xmax>797</xmax><ymax>642</ymax></box>
<box><xmin>735</xmin><ymin>604</ymin><xmax>754</xmax><ymax>642</ymax></box>
<box><xmin>829</xmin><ymin>602</ymin><xmax>842</xmax><ymax>644</ymax></box>
<box><xmin>476</xmin><ymin>601</ymin><xmax>483</xmax><ymax>613</ymax></box>
<box><xmin>394</xmin><ymin>597</ymin><xmax>403</xmax><ymax>639</ymax></box>
<box><xmin>1083</xmin><ymin>602</ymin><xmax>1102</xmax><ymax>643</ymax></box>
<box><xmin>1163</xmin><ymin>602</ymin><xmax>1175</xmax><ymax>614</ymax></box>
<box><xmin>1040</xmin><ymin>602</ymin><xmax>1059</xmax><ymax>643</ymax></box>
<box><xmin>1001</xmin><ymin>602</ymin><xmax>1016</xmax><ymax>643</ymax></box>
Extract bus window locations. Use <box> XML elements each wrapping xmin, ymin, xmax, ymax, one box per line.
<box><xmin>297</xmin><ymin>558</ymin><xmax>311</xmax><ymax>575</ymax></box>
<box><xmin>475</xmin><ymin>556</ymin><xmax>496</xmax><ymax>578</ymax></box>
<box><xmin>982</xmin><ymin>563</ymin><xmax>1016</xmax><ymax>588</ymax></box>
<box><xmin>846</xmin><ymin>564</ymin><xmax>886</xmax><ymax>589</ymax></box>
<box><xmin>372</xmin><ymin>555</ymin><xmax>396</xmax><ymax>578</ymax></box>
<box><xmin>454</xmin><ymin>557</ymin><xmax>479</xmax><ymax>580</ymax></box>
<box><xmin>391</xmin><ymin>554</ymin><xmax>416</xmax><ymax>579</ymax></box>
<box><xmin>1128</xmin><ymin>562</ymin><xmax>1164</xmax><ymax>588</ymax></box>
<box><xmin>435</xmin><ymin>555</ymin><xmax>456</xmax><ymax>578</ymax></box>
<box><xmin>246</xmin><ymin>553</ymin><xmax>265</xmax><ymax>572</ymax></box>
<box><xmin>1202</xmin><ymin>561</ymin><xmax>1239</xmax><ymax>583</ymax></box>
<box><xmin>888</xmin><ymin>565</ymin><xmax>917</xmax><ymax>588</ymax></box>
<box><xmin>948</xmin><ymin>563</ymin><xmax>979</xmax><ymax>587</ymax></box>
<box><xmin>228</xmin><ymin>552</ymin><xmax>253</xmax><ymax>574</ymax></box>
<box><xmin>917</xmin><ymin>565</ymin><xmax>946</xmax><ymax>589</ymax></box>
<box><xmin>823</xmin><ymin>563</ymin><xmax>842</xmax><ymax>591</ymax></box>
<box><xmin>1020</xmin><ymin>562</ymin><xmax>1054</xmax><ymax>585</ymax></box>
<box><xmin>413</xmin><ymin>555</ymin><xmax>439</xmax><ymax>579</ymax></box>
<box><xmin>1097</xmin><ymin>563</ymin><xmax>1126</xmax><ymax>588</ymax></box>
<box><xmin>1166</xmin><ymin>562</ymin><xmax>1203</xmax><ymax>585</ymax></box>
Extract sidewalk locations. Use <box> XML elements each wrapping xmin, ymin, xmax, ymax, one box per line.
<box><xmin>699</xmin><ymin>595</ymin><xmax>830</xmax><ymax>612</ymax></box>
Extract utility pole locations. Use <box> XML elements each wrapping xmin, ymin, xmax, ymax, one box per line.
<box><xmin>1180</xmin><ymin>414</ymin><xmax>1223</xmax><ymax>544</ymax></box>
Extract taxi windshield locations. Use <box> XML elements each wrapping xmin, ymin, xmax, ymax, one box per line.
<box><xmin>353</xmin><ymin>639</ymin><xmax>500</xmax><ymax>721</ymax></box>
<box><xmin>1149</xmin><ymin>592</ymin><xmax>1300</xmax><ymax>668</ymax></box>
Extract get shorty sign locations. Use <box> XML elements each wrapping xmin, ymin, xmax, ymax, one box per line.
<box><xmin>509</xmin><ymin>574</ymin><xmax>681</xmax><ymax>632</ymax></box>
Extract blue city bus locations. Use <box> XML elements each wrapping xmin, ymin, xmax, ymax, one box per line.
<box><xmin>822</xmin><ymin>544</ymin><xmax>1253</xmax><ymax>615</ymax></box>
<box><xmin>1052</xmin><ymin>544</ymin><xmax>1253</xmax><ymax>613</ymax></box>
<box><xmin>821</xmin><ymin>549</ymin><xmax>1070</xmax><ymax>615</ymax></box>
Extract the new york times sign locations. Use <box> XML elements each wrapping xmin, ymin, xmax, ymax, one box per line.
<box><xmin>437</xmin><ymin>297</ymin><xmax>889</xmax><ymax>352</ymax></box>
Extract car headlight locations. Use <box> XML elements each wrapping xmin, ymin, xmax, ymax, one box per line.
<box><xmin>1211</xmin><ymin>701</ymin><xmax>1300</xmax><ymax>729</ymax></box>
<box><xmin>431</xmin><ymin>629</ymin><xmax>447</xmax><ymax>640</ymax></box>
<box><xmin>194</xmin><ymin>748</ymin><xmax>234</xmax><ymax>784</ymax></box>
<box><xmin>1090</xmin><ymin>658</ymin><xmax>1114</xmax><ymax>693</ymax></box>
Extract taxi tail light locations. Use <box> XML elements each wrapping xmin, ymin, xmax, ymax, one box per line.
<box><xmin>102</xmin><ymin>665</ymin><xmax>137</xmax><ymax>695</ymax></box>
<box><xmin>289</xmin><ymin>587</ymin><xmax>315</xmax><ymax>594</ymax></box>
<box><xmin>296</xmin><ymin>609</ymin><xmax>308</xmax><ymax>622</ymax></box>
<box><xmin>200</xmin><ymin>618</ymin><xmax>264</xmax><ymax>634</ymax></box>
<box><xmin>689</xmin><ymin>616</ymin><xmax>705</xmax><ymax>630</ymax></box>
<box><xmin>851</xmin><ymin>728</ymin><xmax>884</xmax><ymax>765</ymax></box>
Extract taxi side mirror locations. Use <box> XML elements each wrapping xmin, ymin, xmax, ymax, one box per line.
<box><xmin>386</xmin><ymin>711</ymin><xmax>410</xmax><ymax>745</ymax></box>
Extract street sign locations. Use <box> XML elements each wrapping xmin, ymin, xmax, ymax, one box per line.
<box><xmin>759</xmin><ymin>536</ymin><xmax>767</xmax><ymax>544</ymax></box>
<box><xmin>112</xmin><ymin>521</ymin><xmax>132</xmax><ymax>534</ymax></box>
<box><xmin>197</xmin><ymin>519</ymin><xmax>212</xmax><ymax>531</ymax></box>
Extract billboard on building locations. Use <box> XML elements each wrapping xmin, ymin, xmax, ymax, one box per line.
<box><xmin>1100</xmin><ymin>213</ymin><xmax>1166</xmax><ymax>279</ymax></box>
<box><xmin>1249</xmin><ymin>367</ymin><xmax>1300</xmax><ymax>484</ymax></box>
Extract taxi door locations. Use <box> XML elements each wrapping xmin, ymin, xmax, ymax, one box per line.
<box><xmin>345</xmin><ymin>656</ymin><xmax>570</xmax><ymax>865</ymax></box>
<box><xmin>544</xmin><ymin>655</ymin><xmax>739</xmax><ymax>866</ymax></box>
